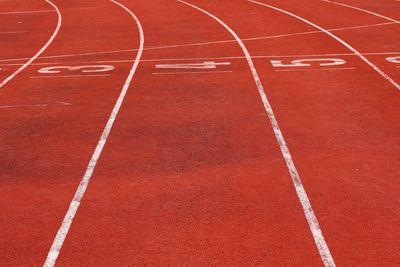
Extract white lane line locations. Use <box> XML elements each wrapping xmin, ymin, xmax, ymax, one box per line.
<box><xmin>0</xmin><ymin>31</ymin><xmax>27</xmax><ymax>34</ymax></box>
<box><xmin>0</xmin><ymin>101</ymin><xmax>71</xmax><ymax>109</ymax></box>
<box><xmin>43</xmin><ymin>1</ymin><xmax>144</xmax><ymax>266</ymax></box>
<box><xmin>0</xmin><ymin>9</ymin><xmax>55</xmax><ymax>15</ymax></box>
<box><xmin>0</xmin><ymin>21</ymin><xmax>394</xmax><ymax>64</ymax></box>
<box><xmin>249</xmin><ymin>0</ymin><xmax>400</xmax><ymax>91</ymax></box>
<box><xmin>322</xmin><ymin>0</ymin><xmax>400</xmax><ymax>24</ymax></box>
<box><xmin>125</xmin><ymin>21</ymin><xmax>395</xmax><ymax>52</ymax></box>
<box><xmin>31</xmin><ymin>74</ymin><xmax>111</xmax><ymax>78</ymax></box>
<box><xmin>0</xmin><ymin>51</ymin><xmax>399</xmax><ymax>66</ymax></box>
<box><xmin>155</xmin><ymin>61</ymin><xmax>231</xmax><ymax>69</ymax></box>
<box><xmin>152</xmin><ymin>70</ymin><xmax>233</xmax><ymax>75</ymax></box>
<box><xmin>0</xmin><ymin>0</ymin><xmax>61</xmax><ymax>89</ymax></box>
<box><xmin>177</xmin><ymin>1</ymin><xmax>336</xmax><ymax>266</ymax></box>
<box><xmin>275</xmin><ymin>67</ymin><xmax>356</xmax><ymax>72</ymax></box>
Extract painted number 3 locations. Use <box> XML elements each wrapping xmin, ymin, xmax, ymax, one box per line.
<box><xmin>38</xmin><ymin>65</ymin><xmax>115</xmax><ymax>74</ymax></box>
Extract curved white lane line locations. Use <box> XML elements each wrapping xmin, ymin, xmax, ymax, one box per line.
<box><xmin>177</xmin><ymin>1</ymin><xmax>336</xmax><ymax>266</ymax></box>
<box><xmin>322</xmin><ymin>0</ymin><xmax>400</xmax><ymax>24</ymax></box>
<box><xmin>0</xmin><ymin>0</ymin><xmax>62</xmax><ymax>89</ymax></box>
<box><xmin>249</xmin><ymin>0</ymin><xmax>400</xmax><ymax>91</ymax></box>
<box><xmin>43</xmin><ymin>1</ymin><xmax>144</xmax><ymax>266</ymax></box>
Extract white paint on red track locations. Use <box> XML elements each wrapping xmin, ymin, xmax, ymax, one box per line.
<box><xmin>177</xmin><ymin>1</ymin><xmax>336</xmax><ymax>266</ymax></box>
<box><xmin>30</xmin><ymin>74</ymin><xmax>111</xmax><ymax>78</ymax></box>
<box><xmin>0</xmin><ymin>9</ymin><xmax>55</xmax><ymax>15</ymax></box>
<box><xmin>0</xmin><ymin>21</ymin><xmax>395</xmax><ymax>64</ymax></box>
<box><xmin>0</xmin><ymin>0</ymin><xmax>62</xmax><ymax>89</ymax></box>
<box><xmin>0</xmin><ymin>101</ymin><xmax>71</xmax><ymax>109</ymax></box>
<box><xmin>249</xmin><ymin>0</ymin><xmax>400</xmax><ymax>91</ymax></box>
<box><xmin>275</xmin><ymin>67</ymin><xmax>356</xmax><ymax>72</ymax></box>
<box><xmin>152</xmin><ymin>70</ymin><xmax>233</xmax><ymax>75</ymax></box>
<box><xmin>0</xmin><ymin>51</ymin><xmax>399</xmax><ymax>66</ymax></box>
<box><xmin>0</xmin><ymin>31</ymin><xmax>27</xmax><ymax>34</ymax></box>
<box><xmin>322</xmin><ymin>0</ymin><xmax>400</xmax><ymax>24</ymax></box>
<box><xmin>43</xmin><ymin>1</ymin><xmax>145</xmax><ymax>266</ymax></box>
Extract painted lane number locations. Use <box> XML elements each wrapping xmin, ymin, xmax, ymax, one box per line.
<box><xmin>271</xmin><ymin>58</ymin><xmax>346</xmax><ymax>68</ymax></box>
<box><xmin>38</xmin><ymin>65</ymin><xmax>115</xmax><ymax>74</ymax></box>
<box><xmin>386</xmin><ymin>56</ymin><xmax>400</xmax><ymax>64</ymax></box>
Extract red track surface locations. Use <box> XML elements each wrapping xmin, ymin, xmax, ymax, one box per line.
<box><xmin>0</xmin><ymin>0</ymin><xmax>399</xmax><ymax>266</ymax></box>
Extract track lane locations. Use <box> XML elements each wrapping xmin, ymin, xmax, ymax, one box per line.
<box><xmin>49</xmin><ymin>0</ymin><xmax>327</xmax><ymax>266</ymax></box>
<box><xmin>0</xmin><ymin>0</ymin><xmax>61</xmax><ymax>89</ymax></box>
<box><xmin>192</xmin><ymin>0</ymin><xmax>400</xmax><ymax>265</ymax></box>
<box><xmin>323</xmin><ymin>0</ymin><xmax>400</xmax><ymax>22</ymax></box>
<box><xmin>0</xmin><ymin>0</ymin><xmax>59</xmax><ymax>84</ymax></box>
<box><xmin>0</xmin><ymin>0</ymin><xmax>142</xmax><ymax>265</ymax></box>
<box><xmin>249</xmin><ymin>0</ymin><xmax>400</xmax><ymax>88</ymax></box>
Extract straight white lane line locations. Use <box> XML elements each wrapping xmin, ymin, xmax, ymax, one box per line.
<box><xmin>43</xmin><ymin>1</ymin><xmax>144</xmax><ymax>266</ymax></box>
<box><xmin>0</xmin><ymin>0</ymin><xmax>61</xmax><ymax>89</ymax></box>
<box><xmin>0</xmin><ymin>21</ymin><xmax>394</xmax><ymax>64</ymax></box>
<box><xmin>177</xmin><ymin>1</ymin><xmax>336</xmax><ymax>266</ymax></box>
<box><xmin>275</xmin><ymin>67</ymin><xmax>356</xmax><ymax>72</ymax></box>
<box><xmin>0</xmin><ymin>51</ymin><xmax>399</xmax><ymax>66</ymax></box>
<box><xmin>0</xmin><ymin>101</ymin><xmax>71</xmax><ymax>109</ymax></box>
<box><xmin>0</xmin><ymin>31</ymin><xmax>27</xmax><ymax>34</ymax></box>
<box><xmin>31</xmin><ymin>74</ymin><xmax>111</xmax><ymax>78</ymax></box>
<box><xmin>322</xmin><ymin>0</ymin><xmax>400</xmax><ymax>24</ymax></box>
<box><xmin>0</xmin><ymin>9</ymin><xmax>55</xmax><ymax>15</ymax></box>
<box><xmin>152</xmin><ymin>70</ymin><xmax>232</xmax><ymax>75</ymax></box>
<box><xmin>249</xmin><ymin>0</ymin><xmax>400</xmax><ymax>91</ymax></box>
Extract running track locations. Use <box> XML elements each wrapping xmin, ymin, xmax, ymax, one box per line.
<box><xmin>0</xmin><ymin>0</ymin><xmax>399</xmax><ymax>266</ymax></box>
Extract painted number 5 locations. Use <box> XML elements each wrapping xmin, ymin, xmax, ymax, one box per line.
<box><xmin>271</xmin><ymin>58</ymin><xmax>346</xmax><ymax>68</ymax></box>
<box><xmin>386</xmin><ymin>56</ymin><xmax>400</xmax><ymax>64</ymax></box>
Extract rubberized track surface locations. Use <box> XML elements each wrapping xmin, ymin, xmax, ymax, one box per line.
<box><xmin>0</xmin><ymin>0</ymin><xmax>399</xmax><ymax>266</ymax></box>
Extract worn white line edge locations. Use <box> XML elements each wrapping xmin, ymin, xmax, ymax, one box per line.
<box><xmin>43</xmin><ymin>1</ymin><xmax>144</xmax><ymax>266</ymax></box>
<box><xmin>0</xmin><ymin>51</ymin><xmax>399</xmax><ymax>66</ymax></box>
<box><xmin>0</xmin><ymin>9</ymin><xmax>55</xmax><ymax>15</ymax></box>
<box><xmin>275</xmin><ymin>67</ymin><xmax>356</xmax><ymax>72</ymax></box>
<box><xmin>0</xmin><ymin>101</ymin><xmax>72</xmax><ymax>109</ymax></box>
<box><xmin>177</xmin><ymin>1</ymin><xmax>336</xmax><ymax>266</ymax></box>
<box><xmin>322</xmin><ymin>0</ymin><xmax>400</xmax><ymax>24</ymax></box>
<box><xmin>31</xmin><ymin>74</ymin><xmax>111</xmax><ymax>78</ymax></box>
<box><xmin>0</xmin><ymin>0</ymin><xmax>61</xmax><ymax>89</ymax></box>
<box><xmin>249</xmin><ymin>0</ymin><xmax>399</xmax><ymax>90</ymax></box>
<box><xmin>152</xmin><ymin>70</ymin><xmax>232</xmax><ymax>75</ymax></box>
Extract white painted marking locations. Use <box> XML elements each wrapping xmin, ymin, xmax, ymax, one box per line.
<box><xmin>0</xmin><ymin>9</ymin><xmax>55</xmax><ymax>15</ymax></box>
<box><xmin>43</xmin><ymin>1</ymin><xmax>144</xmax><ymax>266</ymax></box>
<box><xmin>0</xmin><ymin>101</ymin><xmax>71</xmax><ymax>109</ymax></box>
<box><xmin>387</xmin><ymin>56</ymin><xmax>400</xmax><ymax>64</ymax></box>
<box><xmin>0</xmin><ymin>0</ymin><xmax>61</xmax><ymax>89</ymax></box>
<box><xmin>1</xmin><ymin>52</ymin><xmax>399</xmax><ymax>67</ymax></box>
<box><xmin>155</xmin><ymin>61</ymin><xmax>230</xmax><ymax>69</ymax></box>
<box><xmin>249</xmin><ymin>0</ymin><xmax>400</xmax><ymax>91</ymax></box>
<box><xmin>152</xmin><ymin>70</ymin><xmax>232</xmax><ymax>75</ymax></box>
<box><xmin>275</xmin><ymin>67</ymin><xmax>355</xmax><ymax>72</ymax></box>
<box><xmin>322</xmin><ymin>0</ymin><xmax>400</xmax><ymax>24</ymax></box>
<box><xmin>0</xmin><ymin>21</ymin><xmax>393</xmax><ymax>64</ymax></box>
<box><xmin>31</xmin><ymin>74</ymin><xmax>111</xmax><ymax>79</ymax></box>
<box><xmin>271</xmin><ymin>58</ymin><xmax>346</xmax><ymax>67</ymax></box>
<box><xmin>0</xmin><ymin>31</ymin><xmax>27</xmax><ymax>34</ymax></box>
<box><xmin>38</xmin><ymin>65</ymin><xmax>115</xmax><ymax>74</ymax></box>
<box><xmin>178</xmin><ymin>1</ymin><xmax>336</xmax><ymax>266</ymax></box>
